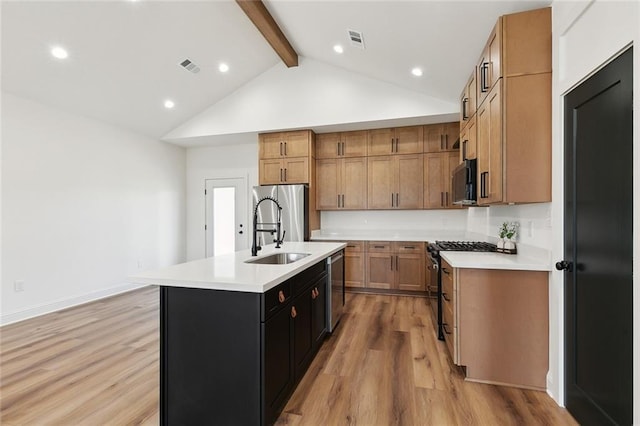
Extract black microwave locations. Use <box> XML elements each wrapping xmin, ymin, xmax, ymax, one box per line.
<box><xmin>452</xmin><ymin>159</ymin><xmax>477</xmax><ymax>205</ymax></box>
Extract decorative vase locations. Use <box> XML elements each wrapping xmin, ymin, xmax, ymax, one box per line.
<box><xmin>505</xmin><ymin>238</ymin><xmax>516</xmax><ymax>250</ymax></box>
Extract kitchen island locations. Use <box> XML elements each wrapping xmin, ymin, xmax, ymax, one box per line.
<box><xmin>129</xmin><ymin>242</ymin><xmax>345</xmax><ymax>426</ymax></box>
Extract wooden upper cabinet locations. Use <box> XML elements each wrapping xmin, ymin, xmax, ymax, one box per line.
<box><xmin>424</xmin><ymin>151</ymin><xmax>460</xmax><ymax>209</ymax></box>
<box><xmin>259</xmin><ymin>130</ymin><xmax>311</xmax><ymax>159</ymax></box>
<box><xmin>460</xmin><ymin>115</ymin><xmax>477</xmax><ymax>162</ymax></box>
<box><xmin>259</xmin><ymin>130</ymin><xmax>314</xmax><ymax>185</ymax></box>
<box><xmin>424</xmin><ymin>122</ymin><xmax>460</xmax><ymax>153</ymax></box>
<box><xmin>368</xmin><ymin>126</ymin><xmax>423</xmax><ymax>156</ymax></box>
<box><xmin>476</xmin><ymin>7</ymin><xmax>551</xmax><ymax>107</ymax></box>
<box><xmin>367</xmin><ymin>156</ymin><xmax>394</xmax><ymax>209</ymax></box>
<box><xmin>477</xmin><ymin>82</ymin><xmax>503</xmax><ymax>205</ymax></box>
<box><xmin>467</xmin><ymin>7</ymin><xmax>551</xmax><ymax>206</ymax></box>
<box><xmin>260</xmin><ymin>157</ymin><xmax>310</xmax><ymax>185</ymax></box>
<box><xmin>316</xmin><ymin>131</ymin><xmax>367</xmax><ymax>159</ymax></box>
<box><xmin>315</xmin><ymin>157</ymin><xmax>367</xmax><ymax>210</ymax></box>
<box><xmin>460</xmin><ymin>69</ymin><xmax>477</xmax><ymax>127</ymax></box>
<box><xmin>367</xmin><ymin>154</ymin><xmax>423</xmax><ymax>210</ymax></box>
<box><xmin>396</xmin><ymin>154</ymin><xmax>423</xmax><ymax>209</ymax></box>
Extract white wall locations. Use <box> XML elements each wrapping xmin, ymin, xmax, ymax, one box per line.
<box><xmin>164</xmin><ymin>58</ymin><xmax>458</xmax><ymax>142</ymax></box>
<box><xmin>549</xmin><ymin>0</ymin><xmax>639</xmax><ymax>419</ymax></box>
<box><xmin>1</xmin><ymin>93</ymin><xmax>186</xmax><ymax>325</ymax></box>
<box><xmin>321</xmin><ymin>209</ymin><xmax>467</xmax><ymax>234</ymax></box>
<box><xmin>186</xmin><ymin>141</ymin><xmax>257</xmax><ymax>261</ymax></box>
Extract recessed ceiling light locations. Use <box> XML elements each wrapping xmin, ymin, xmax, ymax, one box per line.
<box><xmin>218</xmin><ymin>63</ymin><xmax>229</xmax><ymax>73</ymax></box>
<box><xmin>411</xmin><ymin>67</ymin><xmax>423</xmax><ymax>77</ymax></box>
<box><xmin>51</xmin><ymin>46</ymin><xmax>68</xmax><ymax>59</ymax></box>
<box><xmin>164</xmin><ymin>100</ymin><xmax>175</xmax><ymax>109</ymax></box>
<box><xmin>333</xmin><ymin>45</ymin><xmax>344</xmax><ymax>54</ymax></box>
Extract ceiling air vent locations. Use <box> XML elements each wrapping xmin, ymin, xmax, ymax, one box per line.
<box><xmin>179</xmin><ymin>58</ymin><xmax>200</xmax><ymax>74</ymax></box>
<box><xmin>347</xmin><ymin>29</ymin><xmax>365</xmax><ymax>49</ymax></box>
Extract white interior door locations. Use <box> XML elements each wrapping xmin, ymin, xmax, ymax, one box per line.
<box><xmin>205</xmin><ymin>177</ymin><xmax>247</xmax><ymax>257</ymax></box>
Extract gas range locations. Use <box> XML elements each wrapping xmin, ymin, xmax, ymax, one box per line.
<box><xmin>428</xmin><ymin>240</ymin><xmax>497</xmax><ymax>255</ymax></box>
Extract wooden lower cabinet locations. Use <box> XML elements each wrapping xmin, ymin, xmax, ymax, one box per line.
<box><xmin>365</xmin><ymin>241</ymin><xmax>425</xmax><ymax>291</ymax></box>
<box><xmin>344</xmin><ymin>241</ymin><xmax>365</xmax><ymax>288</ymax></box>
<box><xmin>441</xmin><ymin>258</ymin><xmax>549</xmax><ymax>390</ymax></box>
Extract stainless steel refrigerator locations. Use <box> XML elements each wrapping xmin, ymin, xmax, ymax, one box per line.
<box><xmin>252</xmin><ymin>184</ymin><xmax>309</xmax><ymax>248</ymax></box>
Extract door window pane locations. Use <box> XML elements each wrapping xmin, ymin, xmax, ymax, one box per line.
<box><xmin>213</xmin><ymin>187</ymin><xmax>235</xmax><ymax>255</ymax></box>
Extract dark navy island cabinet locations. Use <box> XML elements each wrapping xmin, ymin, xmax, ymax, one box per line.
<box><xmin>160</xmin><ymin>260</ymin><xmax>328</xmax><ymax>426</ymax></box>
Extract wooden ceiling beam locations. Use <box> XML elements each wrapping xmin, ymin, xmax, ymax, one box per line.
<box><xmin>236</xmin><ymin>0</ymin><xmax>298</xmax><ymax>68</ymax></box>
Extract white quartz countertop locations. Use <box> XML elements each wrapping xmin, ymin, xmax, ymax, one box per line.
<box><xmin>128</xmin><ymin>242</ymin><xmax>346</xmax><ymax>293</ymax></box>
<box><xmin>440</xmin><ymin>251</ymin><xmax>552</xmax><ymax>271</ymax></box>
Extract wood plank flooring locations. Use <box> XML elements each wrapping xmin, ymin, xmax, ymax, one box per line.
<box><xmin>0</xmin><ymin>286</ymin><xmax>577</xmax><ymax>425</ymax></box>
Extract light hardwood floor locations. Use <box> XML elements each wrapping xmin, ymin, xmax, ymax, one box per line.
<box><xmin>0</xmin><ymin>286</ymin><xmax>577</xmax><ymax>425</ymax></box>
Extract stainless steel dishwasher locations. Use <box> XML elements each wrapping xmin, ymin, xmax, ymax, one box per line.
<box><xmin>326</xmin><ymin>250</ymin><xmax>345</xmax><ymax>333</ymax></box>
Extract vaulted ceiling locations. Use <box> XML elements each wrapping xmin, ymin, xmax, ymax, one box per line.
<box><xmin>1</xmin><ymin>0</ymin><xmax>550</xmax><ymax>144</ymax></box>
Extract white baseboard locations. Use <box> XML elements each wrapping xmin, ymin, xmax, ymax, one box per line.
<box><xmin>0</xmin><ymin>282</ymin><xmax>148</xmax><ymax>326</ymax></box>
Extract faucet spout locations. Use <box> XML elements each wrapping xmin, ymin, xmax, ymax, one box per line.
<box><xmin>252</xmin><ymin>196</ymin><xmax>284</xmax><ymax>256</ymax></box>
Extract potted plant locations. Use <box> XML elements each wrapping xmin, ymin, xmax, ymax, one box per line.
<box><xmin>498</xmin><ymin>221</ymin><xmax>518</xmax><ymax>254</ymax></box>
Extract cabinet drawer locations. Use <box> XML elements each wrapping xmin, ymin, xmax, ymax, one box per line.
<box><xmin>394</xmin><ymin>242</ymin><xmax>423</xmax><ymax>253</ymax></box>
<box><xmin>262</xmin><ymin>280</ymin><xmax>292</xmax><ymax>321</ymax></box>
<box><xmin>367</xmin><ymin>241</ymin><xmax>392</xmax><ymax>253</ymax></box>
<box><xmin>345</xmin><ymin>241</ymin><xmax>364</xmax><ymax>253</ymax></box>
<box><xmin>292</xmin><ymin>260</ymin><xmax>327</xmax><ymax>296</ymax></box>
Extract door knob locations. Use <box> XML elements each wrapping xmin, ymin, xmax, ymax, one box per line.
<box><xmin>555</xmin><ymin>260</ymin><xmax>573</xmax><ymax>272</ymax></box>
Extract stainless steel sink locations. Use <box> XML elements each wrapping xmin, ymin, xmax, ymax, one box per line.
<box><xmin>245</xmin><ymin>252</ymin><xmax>311</xmax><ymax>265</ymax></box>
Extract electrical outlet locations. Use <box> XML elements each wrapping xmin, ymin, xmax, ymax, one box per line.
<box><xmin>14</xmin><ymin>280</ymin><xmax>24</xmax><ymax>292</ymax></box>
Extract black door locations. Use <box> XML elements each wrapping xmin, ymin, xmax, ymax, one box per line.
<box><xmin>561</xmin><ymin>47</ymin><xmax>633</xmax><ymax>425</ymax></box>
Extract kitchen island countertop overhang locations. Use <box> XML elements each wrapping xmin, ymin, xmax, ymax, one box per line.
<box><xmin>128</xmin><ymin>241</ymin><xmax>346</xmax><ymax>293</ymax></box>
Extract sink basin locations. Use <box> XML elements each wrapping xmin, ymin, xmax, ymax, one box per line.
<box><xmin>245</xmin><ymin>252</ymin><xmax>311</xmax><ymax>265</ymax></box>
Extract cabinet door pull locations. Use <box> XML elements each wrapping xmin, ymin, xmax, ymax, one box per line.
<box><xmin>445</xmin><ymin>192</ymin><xmax>449</xmax><ymax>206</ymax></box>
<box><xmin>441</xmin><ymin>192</ymin><xmax>444</xmax><ymax>207</ymax></box>
<box><xmin>280</xmin><ymin>141</ymin><xmax>283</xmax><ymax>156</ymax></box>
<box><xmin>374</xmin><ymin>245</ymin><xmax>385</xmax><ymax>249</ymax></box>
<box><xmin>480</xmin><ymin>62</ymin><xmax>489</xmax><ymax>93</ymax></box>
<box><xmin>284</xmin><ymin>168</ymin><xmax>287</xmax><ymax>182</ymax></box>
<box><xmin>445</xmin><ymin>134</ymin><xmax>448</xmax><ymax>149</ymax></box>
<box><xmin>347</xmin><ymin>245</ymin><xmax>356</xmax><ymax>248</ymax></box>
<box><xmin>390</xmin><ymin>256</ymin><xmax>394</xmax><ymax>270</ymax></box>
<box><xmin>391</xmin><ymin>193</ymin><xmax>394</xmax><ymax>207</ymax></box>
<box><xmin>442</xmin><ymin>292</ymin><xmax>451</xmax><ymax>302</ymax></box>
<box><xmin>280</xmin><ymin>168</ymin><xmax>283</xmax><ymax>182</ymax></box>
<box><xmin>341</xmin><ymin>194</ymin><xmax>345</xmax><ymax>208</ymax></box>
<box><xmin>404</xmin><ymin>246</ymin><xmax>415</xmax><ymax>249</ymax></box>
<box><xmin>278</xmin><ymin>290</ymin><xmax>286</xmax><ymax>303</ymax></box>
<box><xmin>337</xmin><ymin>142</ymin><xmax>340</xmax><ymax>156</ymax></box>
<box><xmin>291</xmin><ymin>306</ymin><xmax>297</xmax><ymax>318</ymax></box>
<box><xmin>480</xmin><ymin>172</ymin><xmax>489</xmax><ymax>199</ymax></box>
<box><xmin>341</xmin><ymin>142</ymin><xmax>345</xmax><ymax>156</ymax></box>
<box><xmin>396</xmin><ymin>193</ymin><xmax>399</xmax><ymax>207</ymax></box>
<box><xmin>442</xmin><ymin>267</ymin><xmax>450</xmax><ymax>275</ymax></box>
<box><xmin>440</xmin><ymin>134</ymin><xmax>444</xmax><ymax>150</ymax></box>
<box><xmin>311</xmin><ymin>288</ymin><xmax>317</xmax><ymax>299</ymax></box>
<box><xmin>395</xmin><ymin>255</ymin><xmax>399</xmax><ymax>270</ymax></box>
<box><xmin>442</xmin><ymin>323</ymin><xmax>452</xmax><ymax>335</ymax></box>
<box><xmin>284</xmin><ymin>141</ymin><xmax>287</xmax><ymax>156</ymax></box>
<box><xmin>462</xmin><ymin>140</ymin><xmax>468</xmax><ymax>160</ymax></box>
<box><xmin>462</xmin><ymin>97</ymin><xmax>469</xmax><ymax>120</ymax></box>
